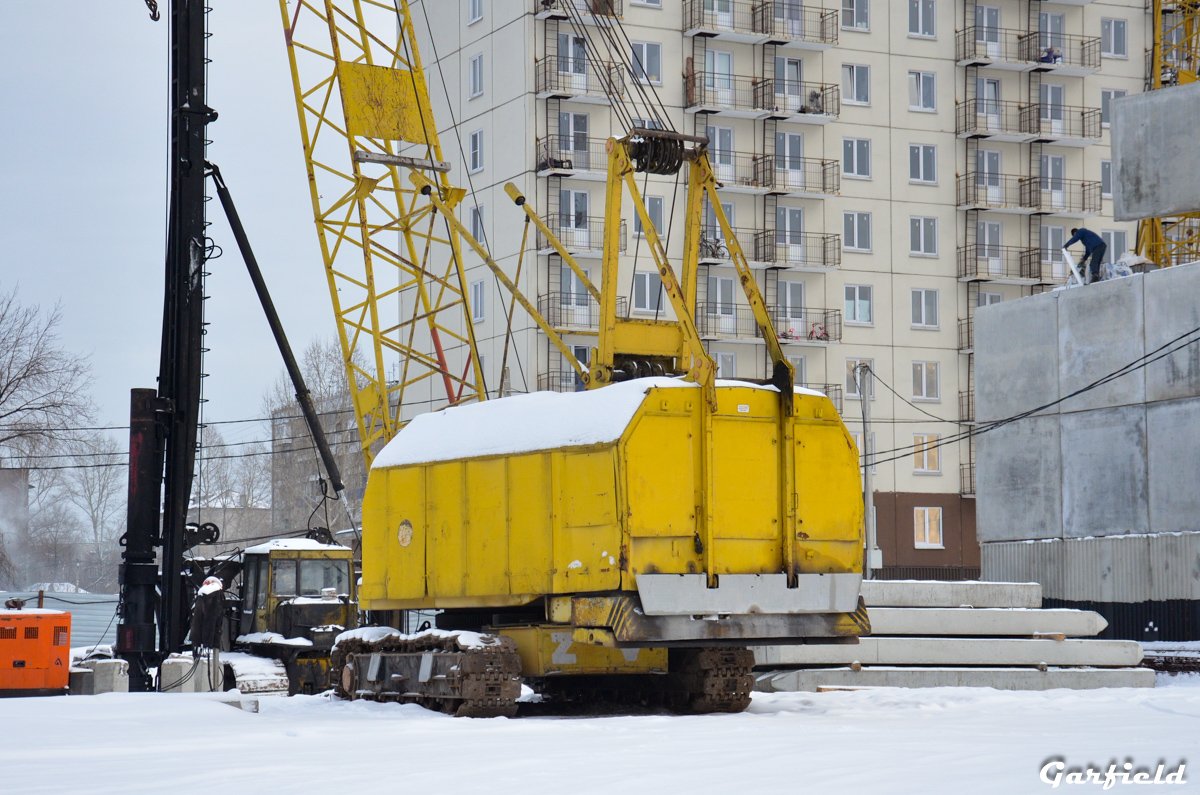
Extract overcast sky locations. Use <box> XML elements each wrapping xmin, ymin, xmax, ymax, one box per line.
<box><xmin>0</xmin><ymin>3</ymin><xmax>333</xmax><ymax>445</ymax></box>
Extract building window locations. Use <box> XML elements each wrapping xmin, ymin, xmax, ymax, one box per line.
<box><xmin>468</xmin><ymin>130</ymin><xmax>484</xmax><ymax>173</ymax></box>
<box><xmin>468</xmin><ymin>0</ymin><xmax>483</xmax><ymax>24</ymax></box>
<box><xmin>632</xmin><ymin>0</ymin><xmax>662</xmax><ymax>5</ymax></box>
<box><xmin>850</xmin><ymin>431</ymin><xmax>877</xmax><ymax>472</ymax></box>
<box><xmin>908</xmin><ymin>0</ymin><xmax>935</xmax><ymax>37</ymax></box>
<box><xmin>843</xmin><ymin>138</ymin><xmax>871</xmax><ymax>178</ymax></box>
<box><xmin>469</xmin><ymin>205</ymin><xmax>485</xmax><ymax>243</ymax></box>
<box><xmin>630</xmin><ymin>116</ymin><xmax>665</xmax><ymax>130</ymax></box>
<box><xmin>912</xmin><ymin>361</ymin><xmax>940</xmax><ymax>401</ymax></box>
<box><xmin>914</xmin><ymin>506</ymin><xmax>943</xmax><ymax>547</ymax></box>
<box><xmin>1101</xmin><ymin>160</ymin><xmax>1112</xmax><ymax>197</ymax></box>
<box><xmin>716</xmin><ymin>351</ymin><xmax>736</xmax><ymax>378</ymax></box>
<box><xmin>1041</xmin><ymin>226</ymin><xmax>1066</xmax><ymax>264</ymax></box>
<box><xmin>845</xmin><ymin>358</ymin><xmax>874</xmax><ymax>399</ymax></box>
<box><xmin>1102</xmin><ymin>230</ymin><xmax>1128</xmax><ymax>264</ymax></box>
<box><xmin>843</xmin><ymin>212</ymin><xmax>872</xmax><ymax>251</ymax></box>
<box><xmin>842</xmin><ymin>64</ymin><xmax>870</xmax><ymax>104</ymax></box>
<box><xmin>908</xmin><ymin>70</ymin><xmax>936</xmax><ymax>111</ymax></box>
<box><xmin>469</xmin><ymin>54</ymin><xmax>484</xmax><ymax>98</ymax></box>
<box><xmin>1101</xmin><ymin>18</ymin><xmax>1127</xmax><ymax>58</ymax></box>
<box><xmin>913</xmin><ymin>435</ymin><xmax>941</xmax><ymax>472</ymax></box>
<box><xmin>910</xmin><ymin>217</ymin><xmax>938</xmax><ymax>255</ymax></box>
<box><xmin>788</xmin><ymin>354</ymin><xmax>806</xmax><ymax>384</ymax></box>
<box><xmin>909</xmin><ymin>144</ymin><xmax>936</xmax><ymax>183</ymax></box>
<box><xmin>842</xmin><ymin>0</ymin><xmax>869</xmax><ymax>31</ymax></box>
<box><xmin>1101</xmin><ymin>89</ymin><xmax>1127</xmax><ymax>127</ymax></box>
<box><xmin>631</xmin><ymin>41</ymin><xmax>662</xmax><ymax>84</ymax></box>
<box><xmin>911</xmin><ymin>288</ymin><xmax>938</xmax><ymax>329</ymax></box>
<box><xmin>470</xmin><ymin>278</ymin><xmax>485</xmax><ymax>322</ymax></box>
<box><xmin>634</xmin><ymin>195</ymin><xmax>663</xmax><ymax>236</ymax></box>
<box><xmin>979</xmin><ymin>291</ymin><xmax>1002</xmax><ymax>307</ymax></box>
<box><xmin>632</xmin><ymin>272</ymin><xmax>666</xmax><ymax>313</ymax></box>
<box><xmin>844</xmin><ymin>284</ymin><xmax>873</xmax><ymax>325</ymax></box>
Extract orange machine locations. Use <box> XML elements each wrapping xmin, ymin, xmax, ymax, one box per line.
<box><xmin>0</xmin><ymin>608</ymin><xmax>71</xmax><ymax>695</ymax></box>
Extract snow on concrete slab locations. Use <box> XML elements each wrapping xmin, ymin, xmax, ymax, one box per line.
<box><xmin>865</xmin><ymin>607</ymin><xmax>1107</xmax><ymax>637</ymax></box>
<box><xmin>753</xmin><ymin>637</ymin><xmax>1143</xmax><ymax>667</ymax></box>
<box><xmin>1</xmin><ymin>681</ymin><xmax>1197</xmax><ymax>793</ymax></box>
<box><xmin>236</xmin><ymin>632</ymin><xmax>313</xmax><ymax>647</ymax></box>
<box><xmin>859</xmin><ymin>580</ymin><xmax>1043</xmax><ymax>608</ymax></box>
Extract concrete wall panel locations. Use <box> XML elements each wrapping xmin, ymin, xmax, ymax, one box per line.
<box><xmin>1061</xmin><ymin>405</ymin><xmax>1149</xmax><ymax>538</ymax></box>
<box><xmin>977</xmin><ymin>415</ymin><xmax>1062</xmax><ymax>543</ymax></box>
<box><xmin>1112</xmin><ymin>82</ymin><xmax>1200</xmax><ymax>221</ymax></box>
<box><xmin>1144</xmin><ymin>264</ymin><xmax>1200</xmax><ymax>403</ymax></box>
<box><xmin>975</xmin><ymin>292</ymin><xmax>1059</xmax><ymax>423</ymax></box>
<box><xmin>1147</xmin><ymin>396</ymin><xmax>1200</xmax><ymax>534</ymax></box>
<box><xmin>1058</xmin><ymin>275</ymin><xmax>1145</xmax><ymax>413</ymax></box>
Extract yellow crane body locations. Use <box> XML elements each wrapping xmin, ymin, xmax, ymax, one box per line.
<box><xmin>360</xmin><ymin>379</ymin><xmax>867</xmax><ymax>667</ymax></box>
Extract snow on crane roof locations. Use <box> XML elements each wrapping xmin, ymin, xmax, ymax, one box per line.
<box><xmin>372</xmin><ymin>377</ymin><xmax>829</xmax><ymax>469</ymax></box>
<box><xmin>242</xmin><ymin>538</ymin><xmax>349</xmax><ymax>555</ymax></box>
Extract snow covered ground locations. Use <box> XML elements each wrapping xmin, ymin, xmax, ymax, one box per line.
<box><xmin>2</xmin><ymin>676</ymin><xmax>1198</xmax><ymax>794</ymax></box>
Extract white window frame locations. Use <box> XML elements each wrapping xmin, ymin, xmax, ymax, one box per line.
<box><xmin>979</xmin><ymin>291</ymin><xmax>1003</xmax><ymax>307</ymax></box>
<box><xmin>470</xmin><ymin>278</ymin><xmax>485</xmax><ymax>322</ymax></box>
<box><xmin>908</xmin><ymin>0</ymin><xmax>935</xmax><ymax>38</ymax></box>
<box><xmin>843</xmin><ymin>211</ymin><xmax>872</xmax><ymax>252</ymax></box>
<box><xmin>631</xmin><ymin>41</ymin><xmax>663</xmax><ymax>85</ymax></box>
<box><xmin>468</xmin><ymin>129</ymin><xmax>484</xmax><ymax>174</ymax></box>
<box><xmin>1102</xmin><ymin>230</ymin><xmax>1128</xmax><ymax>265</ymax></box>
<box><xmin>469</xmin><ymin>54</ymin><xmax>484</xmax><ymax>98</ymax></box>
<box><xmin>1101</xmin><ymin>159</ymin><xmax>1113</xmax><ymax>198</ymax></box>
<box><xmin>908</xmin><ymin>70</ymin><xmax>936</xmax><ymax>111</ymax></box>
<box><xmin>468</xmin><ymin>0</ymin><xmax>483</xmax><ymax>25</ymax></box>
<box><xmin>787</xmin><ymin>354</ymin><xmax>807</xmax><ymax>384</ymax></box>
<box><xmin>716</xmin><ymin>351</ymin><xmax>737</xmax><ymax>378</ymax></box>
<box><xmin>914</xmin><ymin>506</ymin><xmax>944</xmax><ymax>548</ymax></box>
<box><xmin>1101</xmin><ymin>89</ymin><xmax>1126</xmax><ymax>127</ymax></box>
<box><xmin>843</xmin><ymin>138</ymin><xmax>871</xmax><ymax>179</ymax></box>
<box><xmin>634</xmin><ymin>195</ymin><xmax>664</xmax><ymax>237</ymax></box>
<box><xmin>912</xmin><ymin>361</ymin><xmax>940</xmax><ymax>402</ymax></box>
<box><xmin>910</xmin><ymin>216</ymin><xmax>938</xmax><ymax>256</ymax></box>
<box><xmin>841</xmin><ymin>0</ymin><xmax>869</xmax><ymax>31</ymax></box>
<box><xmin>1041</xmin><ymin>226</ymin><xmax>1066</xmax><ymax>265</ymax></box>
<box><xmin>844</xmin><ymin>284</ymin><xmax>873</xmax><ymax>326</ymax></box>
<box><xmin>909</xmin><ymin>144</ymin><xmax>936</xmax><ymax>184</ymax></box>
<box><xmin>1101</xmin><ymin>18</ymin><xmax>1127</xmax><ymax>58</ymax></box>
<box><xmin>632</xmin><ymin>271</ymin><xmax>666</xmax><ymax>313</ymax></box>
<box><xmin>470</xmin><ymin>205</ymin><xmax>485</xmax><ymax>243</ymax></box>
<box><xmin>842</xmin><ymin>64</ymin><xmax>870</xmax><ymax>105</ymax></box>
<box><xmin>631</xmin><ymin>0</ymin><xmax>662</xmax><ymax>5</ymax></box>
<box><xmin>845</xmin><ymin>357</ymin><xmax>875</xmax><ymax>399</ymax></box>
<box><xmin>911</xmin><ymin>288</ymin><xmax>939</xmax><ymax>329</ymax></box>
<box><xmin>912</xmin><ymin>434</ymin><xmax>941</xmax><ymax>473</ymax></box>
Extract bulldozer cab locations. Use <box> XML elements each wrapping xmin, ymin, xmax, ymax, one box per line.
<box><xmin>239</xmin><ymin>540</ymin><xmax>357</xmax><ymax>650</ymax></box>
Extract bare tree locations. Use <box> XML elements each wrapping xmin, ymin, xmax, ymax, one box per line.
<box><xmin>60</xmin><ymin>433</ymin><xmax>125</xmax><ymax>592</ymax></box>
<box><xmin>0</xmin><ymin>284</ymin><xmax>92</xmax><ymax>453</ymax></box>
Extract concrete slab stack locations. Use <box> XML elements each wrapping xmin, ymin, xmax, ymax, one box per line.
<box><xmin>754</xmin><ymin>580</ymin><xmax>1155</xmax><ymax>693</ymax></box>
<box><xmin>974</xmin><ymin>263</ymin><xmax>1200</xmax><ymax>641</ymax></box>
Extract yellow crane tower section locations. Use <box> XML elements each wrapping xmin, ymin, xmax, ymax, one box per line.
<box><xmin>1139</xmin><ymin>0</ymin><xmax>1200</xmax><ymax>266</ymax></box>
<box><xmin>280</xmin><ymin>0</ymin><xmax>486</xmax><ymax>465</ymax></box>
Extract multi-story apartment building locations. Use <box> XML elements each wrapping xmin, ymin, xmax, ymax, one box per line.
<box><xmin>413</xmin><ymin>0</ymin><xmax>1146</xmax><ymax>579</ymax></box>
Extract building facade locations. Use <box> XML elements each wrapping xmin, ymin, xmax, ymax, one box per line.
<box><xmin>414</xmin><ymin>0</ymin><xmax>1147</xmax><ymax>578</ymax></box>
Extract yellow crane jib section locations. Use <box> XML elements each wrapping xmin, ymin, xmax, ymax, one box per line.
<box><xmin>358</xmin><ymin>379</ymin><xmax>865</xmax><ymax>636</ymax></box>
<box><xmin>503</xmin><ymin>183</ymin><xmax>601</xmax><ymax>305</ymax></box>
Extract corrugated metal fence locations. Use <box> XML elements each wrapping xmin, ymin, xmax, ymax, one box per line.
<box><xmin>1</xmin><ymin>592</ymin><xmax>118</xmax><ymax>650</ymax></box>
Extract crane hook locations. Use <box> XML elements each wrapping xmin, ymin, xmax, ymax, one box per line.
<box><xmin>144</xmin><ymin>0</ymin><xmax>160</xmax><ymax>21</ymax></box>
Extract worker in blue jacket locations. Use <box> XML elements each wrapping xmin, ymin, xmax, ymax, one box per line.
<box><xmin>1066</xmin><ymin>227</ymin><xmax>1107</xmax><ymax>284</ymax></box>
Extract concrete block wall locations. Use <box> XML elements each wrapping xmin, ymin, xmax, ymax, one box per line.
<box><xmin>976</xmin><ymin>262</ymin><xmax>1200</xmax><ymax>544</ymax></box>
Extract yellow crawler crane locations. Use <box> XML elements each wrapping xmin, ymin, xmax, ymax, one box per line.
<box><xmin>283</xmin><ymin>0</ymin><xmax>867</xmax><ymax>716</ymax></box>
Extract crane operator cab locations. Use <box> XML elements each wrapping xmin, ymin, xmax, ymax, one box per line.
<box><xmin>236</xmin><ymin>539</ymin><xmax>358</xmax><ymax>694</ymax></box>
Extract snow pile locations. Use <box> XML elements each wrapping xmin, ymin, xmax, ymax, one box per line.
<box><xmin>237</xmin><ymin>632</ymin><xmax>313</xmax><ymax>647</ymax></box>
<box><xmin>332</xmin><ymin>627</ymin><xmax>504</xmax><ymax>651</ymax></box>
<box><xmin>243</xmin><ymin>538</ymin><xmax>348</xmax><ymax>555</ymax></box>
<box><xmin>71</xmin><ymin>644</ymin><xmax>114</xmax><ymax>665</ymax></box>
<box><xmin>197</xmin><ymin>577</ymin><xmax>223</xmax><ymax>596</ymax></box>
<box><xmin>25</xmin><ymin>582</ymin><xmax>88</xmax><ymax>594</ymax></box>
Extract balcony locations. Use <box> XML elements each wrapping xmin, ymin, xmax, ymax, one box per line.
<box><xmin>709</xmin><ymin>152</ymin><xmax>839</xmax><ymax>197</ymax></box>
<box><xmin>956</xmin><ymin>174</ymin><xmax>1036</xmax><ymax>213</ymax></box>
<box><xmin>684</xmin><ymin>72</ymin><xmax>838</xmax><ymax>122</ymax></box>
<box><xmin>695</xmin><ymin>303</ymin><xmax>842</xmax><ymax>345</ymax></box>
<box><xmin>801</xmin><ymin>383</ymin><xmax>843</xmax><ymax>414</ymax></box>
<box><xmin>1020</xmin><ymin>104</ymin><xmax>1102</xmax><ymax>146</ymax></box>
<box><xmin>1021</xmin><ymin>33</ymin><xmax>1101</xmax><ymax>76</ymax></box>
<box><xmin>958</xmin><ymin>316</ymin><xmax>974</xmax><ymax>353</ymax></box>
<box><xmin>681</xmin><ymin>0</ymin><xmax>837</xmax><ymax>50</ymax></box>
<box><xmin>752</xmin><ymin>230</ymin><xmax>842</xmax><ymax>271</ymax></box>
<box><xmin>960</xmin><ymin>390</ymin><xmax>976</xmax><ymax>424</ymax></box>
<box><xmin>958</xmin><ymin>245</ymin><xmax>1053</xmax><ymax>284</ymax></box>
<box><xmin>538</xmin><ymin>214</ymin><xmax>627</xmax><ymax>256</ymax></box>
<box><xmin>698</xmin><ymin>225</ymin><xmax>761</xmax><ymax>263</ymax></box>
<box><xmin>1020</xmin><ymin>178</ymin><xmax>1102</xmax><ymax>216</ymax></box>
<box><xmin>538</xmin><ymin>291</ymin><xmax>627</xmax><ymax>331</ymax></box>
<box><xmin>1024</xmin><ymin>250</ymin><xmax>1075</xmax><ymax>283</ymax></box>
<box><xmin>956</xmin><ymin>99</ymin><xmax>1028</xmax><ymax>142</ymax></box>
<box><xmin>535</xmin><ymin>57</ymin><xmax>624</xmax><ymax>104</ymax></box>
<box><xmin>538</xmin><ymin>370</ymin><xmax>586</xmax><ymax>393</ymax></box>
<box><xmin>536</xmin><ymin>135</ymin><xmax>608</xmax><ymax>180</ymax></box>
<box><xmin>957</xmin><ymin>27</ymin><xmax>1035</xmax><ymax>70</ymax></box>
<box><xmin>960</xmin><ymin>462</ymin><xmax>976</xmax><ymax>498</ymax></box>
<box><xmin>535</xmin><ymin>0</ymin><xmax>622</xmax><ymax>20</ymax></box>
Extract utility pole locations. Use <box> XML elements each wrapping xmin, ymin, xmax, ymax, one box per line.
<box><xmin>857</xmin><ymin>363</ymin><xmax>879</xmax><ymax>580</ymax></box>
